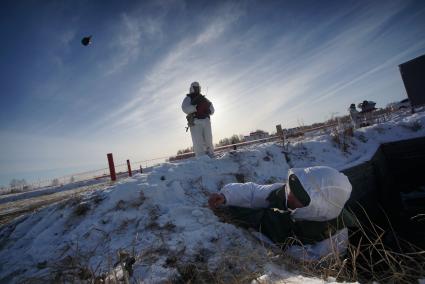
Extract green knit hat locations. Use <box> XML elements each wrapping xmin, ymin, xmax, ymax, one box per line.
<box><xmin>288</xmin><ymin>174</ymin><xmax>311</xmax><ymax>207</ymax></box>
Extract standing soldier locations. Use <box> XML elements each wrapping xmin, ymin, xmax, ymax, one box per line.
<box><xmin>181</xmin><ymin>82</ymin><xmax>215</xmax><ymax>157</ymax></box>
<box><xmin>348</xmin><ymin>103</ymin><xmax>360</xmax><ymax>129</ymax></box>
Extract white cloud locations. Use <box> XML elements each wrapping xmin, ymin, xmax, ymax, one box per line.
<box><xmin>103</xmin><ymin>9</ymin><xmax>166</xmax><ymax>75</ymax></box>
<box><xmin>90</xmin><ymin>2</ymin><xmax>245</xmax><ymax>132</ymax></box>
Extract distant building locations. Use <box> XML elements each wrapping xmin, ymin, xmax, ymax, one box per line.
<box><xmin>244</xmin><ymin>130</ymin><xmax>269</xmax><ymax>141</ymax></box>
<box><xmin>284</xmin><ymin>127</ymin><xmax>304</xmax><ymax>138</ymax></box>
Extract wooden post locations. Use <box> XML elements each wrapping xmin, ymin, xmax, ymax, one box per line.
<box><xmin>140</xmin><ymin>165</ymin><xmax>143</xmax><ymax>173</ymax></box>
<box><xmin>127</xmin><ymin>159</ymin><xmax>132</xmax><ymax>177</ymax></box>
<box><xmin>276</xmin><ymin>124</ymin><xmax>283</xmax><ymax>136</ymax></box>
<box><xmin>276</xmin><ymin>124</ymin><xmax>285</xmax><ymax>145</ymax></box>
<box><xmin>107</xmin><ymin>153</ymin><xmax>116</xmax><ymax>181</ymax></box>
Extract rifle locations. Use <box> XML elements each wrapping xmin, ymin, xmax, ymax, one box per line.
<box><xmin>185</xmin><ymin>113</ymin><xmax>195</xmax><ymax>132</ymax></box>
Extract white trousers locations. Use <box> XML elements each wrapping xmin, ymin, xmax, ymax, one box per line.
<box><xmin>190</xmin><ymin>118</ymin><xmax>214</xmax><ymax>157</ymax></box>
<box><xmin>350</xmin><ymin>115</ymin><xmax>360</xmax><ymax>129</ymax></box>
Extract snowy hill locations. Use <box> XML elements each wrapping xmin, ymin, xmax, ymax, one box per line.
<box><xmin>1</xmin><ymin>110</ymin><xmax>425</xmax><ymax>283</ymax></box>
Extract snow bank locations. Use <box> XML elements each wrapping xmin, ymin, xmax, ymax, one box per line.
<box><xmin>287</xmin><ymin>110</ymin><xmax>425</xmax><ymax>171</ymax></box>
<box><xmin>0</xmin><ymin>144</ymin><xmax>290</xmax><ymax>282</ymax></box>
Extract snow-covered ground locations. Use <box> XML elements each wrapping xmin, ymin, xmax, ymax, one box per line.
<box><xmin>0</xmin><ymin>178</ymin><xmax>110</xmax><ymax>205</ymax></box>
<box><xmin>0</xmin><ymin>109</ymin><xmax>424</xmax><ymax>283</ymax></box>
<box><xmin>287</xmin><ymin>110</ymin><xmax>425</xmax><ymax>170</ymax></box>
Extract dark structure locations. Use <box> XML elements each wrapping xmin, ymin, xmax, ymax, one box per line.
<box><xmin>343</xmin><ymin>136</ymin><xmax>425</xmax><ymax>249</ymax></box>
<box><xmin>399</xmin><ymin>54</ymin><xmax>425</xmax><ymax>107</ymax></box>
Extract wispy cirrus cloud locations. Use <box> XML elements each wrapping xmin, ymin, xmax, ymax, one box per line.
<box><xmin>103</xmin><ymin>12</ymin><xmax>165</xmax><ymax>75</ymax></box>
<box><xmin>88</xmin><ymin>2</ymin><xmax>246</xmax><ymax>134</ymax></box>
<box><xmin>89</xmin><ymin>0</ymin><xmax>420</xmax><ymax>139</ymax></box>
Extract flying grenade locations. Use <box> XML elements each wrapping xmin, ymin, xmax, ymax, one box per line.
<box><xmin>81</xmin><ymin>35</ymin><xmax>92</xmax><ymax>46</ymax></box>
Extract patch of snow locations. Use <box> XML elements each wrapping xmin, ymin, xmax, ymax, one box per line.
<box><xmin>253</xmin><ymin>263</ymin><xmax>358</xmax><ymax>283</ymax></box>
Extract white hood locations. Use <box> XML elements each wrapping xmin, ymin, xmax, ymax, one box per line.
<box><xmin>288</xmin><ymin>166</ymin><xmax>352</xmax><ymax>221</ymax></box>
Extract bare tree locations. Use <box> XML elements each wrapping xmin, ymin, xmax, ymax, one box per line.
<box><xmin>9</xmin><ymin>178</ymin><xmax>27</xmax><ymax>193</ymax></box>
<box><xmin>10</xmin><ymin>178</ymin><xmax>27</xmax><ymax>189</ymax></box>
<box><xmin>51</xmin><ymin>178</ymin><xmax>60</xmax><ymax>187</ymax></box>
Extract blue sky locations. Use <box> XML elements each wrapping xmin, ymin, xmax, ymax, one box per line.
<box><xmin>1</xmin><ymin>0</ymin><xmax>425</xmax><ymax>186</ymax></box>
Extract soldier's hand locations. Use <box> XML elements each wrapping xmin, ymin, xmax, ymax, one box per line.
<box><xmin>208</xmin><ymin>193</ymin><xmax>226</xmax><ymax>209</ymax></box>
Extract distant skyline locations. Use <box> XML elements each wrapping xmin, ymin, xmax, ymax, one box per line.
<box><xmin>1</xmin><ymin>0</ymin><xmax>425</xmax><ymax>186</ymax></box>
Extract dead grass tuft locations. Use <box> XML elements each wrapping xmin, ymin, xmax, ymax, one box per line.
<box><xmin>331</xmin><ymin>124</ymin><xmax>354</xmax><ymax>153</ymax></box>
<box><xmin>267</xmin><ymin>208</ymin><xmax>425</xmax><ymax>283</ymax></box>
<box><xmin>130</xmin><ymin>191</ymin><xmax>146</xmax><ymax>208</ymax></box>
<box><xmin>235</xmin><ymin>173</ymin><xmax>245</xmax><ymax>183</ymax></box>
<box><xmin>170</xmin><ymin>248</ymin><xmax>263</xmax><ymax>284</ymax></box>
<box><xmin>73</xmin><ymin>202</ymin><xmax>90</xmax><ymax>216</ymax></box>
<box><xmin>115</xmin><ymin>200</ymin><xmax>126</xmax><ymax>211</ymax></box>
<box><xmin>211</xmin><ymin>206</ymin><xmax>425</xmax><ymax>283</ymax></box>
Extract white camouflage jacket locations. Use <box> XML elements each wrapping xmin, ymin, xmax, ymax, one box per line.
<box><xmin>219</xmin><ymin>166</ymin><xmax>352</xmax><ymax>261</ymax></box>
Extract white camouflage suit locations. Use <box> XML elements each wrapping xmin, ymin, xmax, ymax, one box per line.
<box><xmin>349</xmin><ymin>105</ymin><xmax>360</xmax><ymax>129</ymax></box>
<box><xmin>181</xmin><ymin>82</ymin><xmax>215</xmax><ymax>157</ymax></box>
<box><xmin>219</xmin><ymin>166</ymin><xmax>353</xmax><ymax>261</ymax></box>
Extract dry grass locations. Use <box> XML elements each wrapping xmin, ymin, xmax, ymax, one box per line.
<box><xmin>73</xmin><ymin>202</ymin><xmax>91</xmax><ymax>216</ymax></box>
<box><xmin>20</xmin><ymin>205</ymin><xmax>425</xmax><ymax>284</ymax></box>
<box><xmin>331</xmin><ymin>124</ymin><xmax>354</xmax><ymax>153</ymax></box>
<box><xmin>22</xmin><ymin>230</ymin><xmax>138</xmax><ymax>284</ymax></box>
<box><xmin>212</xmin><ymin>206</ymin><xmax>425</xmax><ymax>283</ymax></box>
<box><xmin>167</xmin><ymin>245</ymin><xmax>267</xmax><ymax>284</ymax></box>
<box><xmin>341</xmin><ymin>208</ymin><xmax>425</xmax><ymax>283</ymax></box>
<box><xmin>268</xmin><ymin>208</ymin><xmax>425</xmax><ymax>284</ymax></box>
